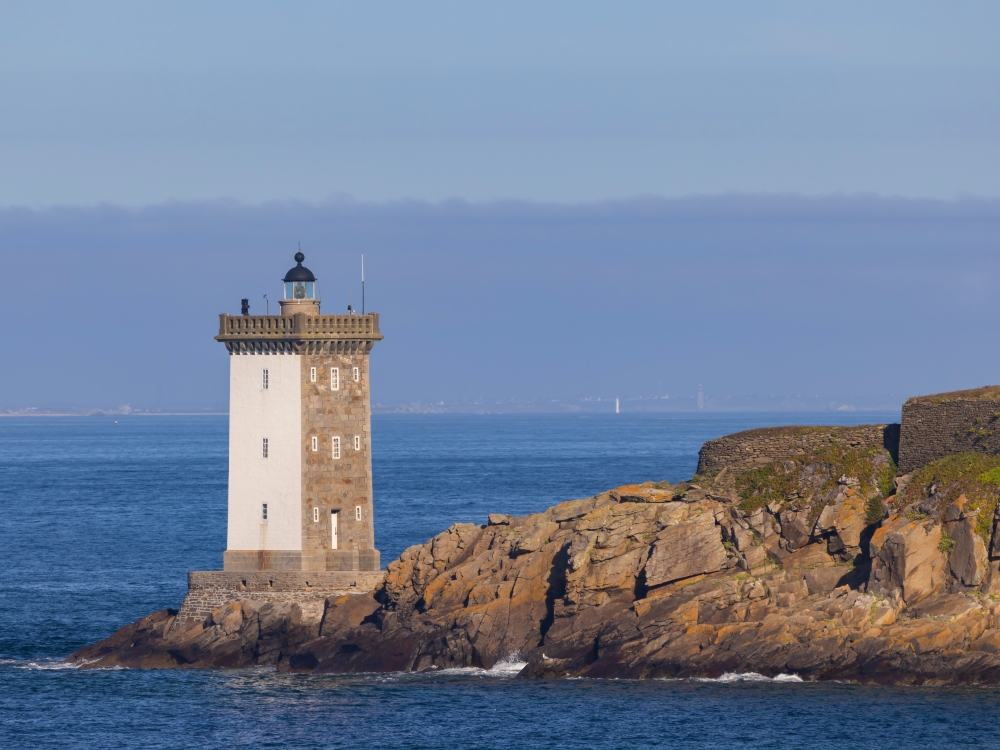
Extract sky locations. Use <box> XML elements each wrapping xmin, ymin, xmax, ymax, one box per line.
<box><xmin>1</xmin><ymin>1</ymin><xmax>999</xmax><ymax>204</ymax></box>
<box><xmin>1</xmin><ymin>3</ymin><xmax>998</xmax><ymax>412</ymax></box>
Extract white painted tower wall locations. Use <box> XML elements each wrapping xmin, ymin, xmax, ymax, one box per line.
<box><xmin>227</xmin><ymin>354</ymin><xmax>302</xmax><ymax>551</ymax></box>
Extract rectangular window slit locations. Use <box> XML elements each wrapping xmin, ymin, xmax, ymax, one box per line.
<box><xmin>311</xmin><ymin>436</ymin><xmax>318</xmax><ymax>452</ymax></box>
<box><xmin>262</xmin><ymin>369</ymin><xmax>269</xmax><ymax>389</ymax></box>
<box><xmin>353</xmin><ymin>366</ymin><xmax>360</xmax><ymax>382</ymax></box>
<box><xmin>332</xmin><ymin>436</ymin><xmax>341</xmax><ymax>459</ymax></box>
<box><xmin>313</xmin><ymin>507</ymin><xmax>319</xmax><ymax>523</ymax></box>
<box><xmin>262</xmin><ymin>503</ymin><xmax>268</xmax><ymax>522</ymax></box>
<box><xmin>354</xmin><ymin>435</ymin><xmax>361</xmax><ymax>451</ymax></box>
<box><xmin>310</xmin><ymin>367</ymin><xmax>317</xmax><ymax>382</ymax></box>
<box><xmin>262</xmin><ymin>438</ymin><xmax>269</xmax><ymax>458</ymax></box>
<box><xmin>355</xmin><ymin>505</ymin><xmax>362</xmax><ymax>521</ymax></box>
<box><xmin>330</xmin><ymin>367</ymin><xmax>339</xmax><ymax>391</ymax></box>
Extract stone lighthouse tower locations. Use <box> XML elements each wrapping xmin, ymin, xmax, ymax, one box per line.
<box><xmin>215</xmin><ymin>252</ymin><xmax>383</xmax><ymax>572</ymax></box>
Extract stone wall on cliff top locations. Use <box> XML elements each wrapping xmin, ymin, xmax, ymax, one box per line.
<box><xmin>696</xmin><ymin>423</ymin><xmax>900</xmax><ymax>476</ymax></box>
<box><xmin>898</xmin><ymin>387</ymin><xmax>1000</xmax><ymax>474</ymax></box>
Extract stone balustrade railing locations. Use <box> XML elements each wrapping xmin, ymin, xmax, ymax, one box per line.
<box><xmin>216</xmin><ymin>312</ymin><xmax>382</xmax><ymax>354</ymax></box>
<box><xmin>217</xmin><ymin>313</ymin><xmax>381</xmax><ymax>339</ymax></box>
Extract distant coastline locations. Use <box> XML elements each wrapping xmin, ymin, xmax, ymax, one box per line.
<box><xmin>370</xmin><ymin>401</ymin><xmax>903</xmax><ymax>415</ymax></box>
<box><xmin>0</xmin><ymin>394</ymin><xmax>908</xmax><ymax>417</ymax></box>
<box><xmin>0</xmin><ymin>407</ymin><xmax>902</xmax><ymax>417</ymax></box>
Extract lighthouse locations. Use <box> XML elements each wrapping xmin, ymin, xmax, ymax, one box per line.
<box><xmin>214</xmin><ymin>252</ymin><xmax>383</xmax><ymax>572</ymax></box>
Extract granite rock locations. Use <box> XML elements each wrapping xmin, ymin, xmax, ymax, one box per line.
<box><xmin>70</xmin><ymin>475</ymin><xmax>1000</xmax><ymax>685</ymax></box>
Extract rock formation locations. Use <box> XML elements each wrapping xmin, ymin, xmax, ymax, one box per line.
<box><xmin>70</xmin><ymin>437</ymin><xmax>1000</xmax><ymax>685</ymax></box>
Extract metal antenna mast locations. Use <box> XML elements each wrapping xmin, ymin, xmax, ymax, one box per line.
<box><xmin>361</xmin><ymin>254</ymin><xmax>365</xmax><ymax>315</ymax></box>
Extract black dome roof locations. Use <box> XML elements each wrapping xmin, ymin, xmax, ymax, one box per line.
<box><xmin>283</xmin><ymin>251</ymin><xmax>316</xmax><ymax>282</ymax></box>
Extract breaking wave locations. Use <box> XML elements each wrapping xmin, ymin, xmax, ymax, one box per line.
<box><xmin>486</xmin><ymin>653</ymin><xmax>529</xmax><ymax>675</ymax></box>
<box><xmin>693</xmin><ymin>672</ymin><xmax>804</xmax><ymax>683</ymax></box>
<box><xmin>0</xmin><ymin>657</ymin><xmax>106</xmax><ymax>671</ymax></box>
<box><xmin>377</xmin><ymin>653</ymin><xmax>528</xmax><ymax>679</ymax></box>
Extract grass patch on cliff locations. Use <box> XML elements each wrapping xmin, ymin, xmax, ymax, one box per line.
<box><xmin>894</xmin><ymin>452</ymin><xmax>1000</xmax><ymax>543</ymax></box>
<box><xmin>733</xmin><ymin>464</ymin><xmax>796</xmax><ymax>515</ymax></box>
<box><xmin>733</xmin><ymin>444</ymin><xmax>896</xmax><ymax>518</ymax></box>
<box><xmin>938</xmin><ymin>528</ymin><xmax>956</xmax><ymax>552</ymax></box>
<box><xmin>866</xmin><ymin>496</ymin><xmax>885</xmax><ymax>526</ymax></box>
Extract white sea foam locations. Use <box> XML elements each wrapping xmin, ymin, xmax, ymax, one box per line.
<box><xmin>3</xmin><ymin>658</ymin><xmax>94</xmax><ymax>671</ymax></box>
<box><xmin>692</xmin><ymin>672</ymin><xmax>804</xmax><ymax>683</ymax></box>
<box><xmin>1</xmin><ymin>655</ymin><xmax>133</xmax><ymax>671</ymax></box>
<box><xmin>373</xmin><ymin>653</ymin><xmax>528</xmax><ymax>680</ymax></box>
<box><xmin>486</xmin><ymin>654</ymin><xmax>528</xmax><ymax>675</ymax></box>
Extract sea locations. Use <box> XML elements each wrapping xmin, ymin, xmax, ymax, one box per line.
<box><xmin>3</xmin><ymin>412</ymin><xmax>1000</xmax><ymax>749</ymax></box>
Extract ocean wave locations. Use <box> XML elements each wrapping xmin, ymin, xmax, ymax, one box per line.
<box><xmin>692</xmin><ymin>672</ymin><xmax>804</xmax><ymax>683</ymax></box>
<box><xmin>363</xmin><ymin>653</ymin><xmax>528</xmax><ymax>681</ymax></box>
<box><xmin>486</xmin><ymin>654</ymin><xmax>529</xmax><ymax>675</ymax></box>
<box><xmin>0</xmin><ymin>657</ymin><xmax>125</xmax><ymax>671</ymax></box>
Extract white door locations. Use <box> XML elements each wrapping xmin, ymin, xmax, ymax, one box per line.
<box><xmin>331</xmin><ymin>510</ymin><xmax>339</xmax><ymax>550</ymax></box>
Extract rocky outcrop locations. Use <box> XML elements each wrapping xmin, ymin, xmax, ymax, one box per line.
<box><xmin>70</xmin><ymin>599</ymin><xmax>328</xmax><ymax>669</ymax></box>
<box><xmin>869</xmin><ymin>516</ymin><xmax>948</xmax><ymax>605</ymax></box>
<box><xmin>69</xmin><ymin>428</ymin><xmax>1000</xmax><ymax>685</ymax></box>
<box><xmin>815</xmin><ymin>490</ymin><xmax>868</xmax><ymax>557</ymax></box>
<box><xmin>950</xmin><ymin>517</ymin><xmax>989</xmax><ymax>587</ymax></box>
<box><xmin>70</xmin><ymin>450</ymin><xmax>1000</xmax><ymax>684</ymax></box>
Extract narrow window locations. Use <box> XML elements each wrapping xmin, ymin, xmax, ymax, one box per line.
<box><xmin>310</xmin><ymin>367</ymin><xmax>317</xmax><ymax>383</ymax></box>
<box><xmin>313</xmin><ymin>507</ymin><xmax>319</xmax><ymax>523</ymax></box>
<box><xmin>311</xmin><ymin>436</ymin><xmax>318</xmax><ymax>452</ymax></box>
<box><xmin>332</xmin><ymin>436</ymin><xmax>341</xmax><ymax>459</ymax></box>
<box><xmin>262</xmin><ymin>503</ymin><xmax>268</xmax><ymax>522</ymax></box>
<box><xmin>262</xmin><ymin>369</ymin><xmax>269</xmax><ymax>390</ymax></box>
<box><xmin>330</xmin><ymin>367</ymin><xmax>340</xmax><ymax>391</ymax></box>
<box><xmin>262</xmin><ymin>438</ymin><xmax>269</xmax><ymax>458</ymax></box>
<box><xmin>354</xmin><ymin>435</ymin><xmax>360</xmax><ymax>451</ymax></box>
<box><xmin>355</xmin><ymin>505</ymin><xmax>362</xmax><ymax>521</ymax></box>
<box><xmin>353</xmin><ymin>366</ymin><xmax>360</xmax><ymax>382</ymax></box>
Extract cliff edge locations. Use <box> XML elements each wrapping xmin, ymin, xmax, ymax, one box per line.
<box><xmin>71</xmin><ymin>432</ymin><xmax>1000</xmax><ymax>684</ymax></box>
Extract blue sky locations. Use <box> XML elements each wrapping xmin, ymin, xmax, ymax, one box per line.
<box><xmin>1</xmin><ymin>3</ymin><xmax>998</xmax><ymax>411</ymax></box>
<box><xmin>2</xmin><ymin>1</ymin><xmax>999</xmax><ymax>204</ymax></box>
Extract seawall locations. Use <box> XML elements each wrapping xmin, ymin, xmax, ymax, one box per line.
<box><xmin>696</xmin><ymin>423</ymin><xmax>900</xmax><ymax>476</ymax></box>
<box><xmin>174</xmin><ymin>570</ymin><xmax>386</xmax><ymax>629</ymax></box>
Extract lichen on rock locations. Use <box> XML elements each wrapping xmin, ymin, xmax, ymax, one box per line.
<box><xmin>68</xmin><ymin>434</ymin><xmax>1000</xmax><ymax>685</ymax></box>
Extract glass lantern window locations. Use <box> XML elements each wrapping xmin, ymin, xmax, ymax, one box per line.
<box><xmin>284</xmin><ymin>281</ymin><xmax>315</xmax><ymax>300</ymax></box>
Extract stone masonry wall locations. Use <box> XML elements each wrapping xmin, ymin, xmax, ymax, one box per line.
<box><xmin>697</xmin><ymin>424</ymin><xmax>900</xmax><ymax>476</ymax></box>
<box><xmin>301</xmin><ymin>350</ymin><xmax>376</xmax><ymax>562</ymax></box>
<box><xmin>898</xmin><ymin>398</ymin><xmax>1000</xmax><ymax>473</ymax></box>
<box><xmin>174</xmin><ymin>570</ymin><xmax>386</xmax><ymax>628</ymax></box>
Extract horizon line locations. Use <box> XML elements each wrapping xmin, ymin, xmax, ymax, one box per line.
<box><xmin>4</xmin><ymin>191</ymin><xmax>1000</xmax><ymax>214</ymax></box>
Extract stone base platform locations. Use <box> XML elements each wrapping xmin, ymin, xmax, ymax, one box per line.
<box><xmin>223</xmin><ymin>549</ymin><xmax>380</xmax><ymax>572</ymax></box>
<box><xmin>174</xmin><ymin>570</ymin><xmax>386</xmax><ymax>629</ymax></box>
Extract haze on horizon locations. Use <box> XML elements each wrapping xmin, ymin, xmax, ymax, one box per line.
<box><xmin>1</xmin><ymin>2</ymin><xmax>998</xmax><ymax>412</ymax></box>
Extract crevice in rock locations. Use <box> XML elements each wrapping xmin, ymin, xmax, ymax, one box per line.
<box><xmin>539</xmin><ymin>542</ymin><xmax>570</xmax><ymax>642</ymax></box>
<box><xmin>633</xmin><ymin>568</ymin><xmax>648</xmax><ymax>601</ymax></box>
<box><xmin>584</xmin><ymin>636</ymin><xmax>600</xmax><ymax>665</ymax></box>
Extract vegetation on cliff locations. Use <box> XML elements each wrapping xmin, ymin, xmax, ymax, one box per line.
<box><xmin>907</xmin><ymin>386</ymin><xmax>1000</xmax><ymax>404</ymax></box>
<box><xmin>889</xmin><ymin>452</ymin><xmax>1000</xmax><ymax>544</ymax></box>
<box><xmin>728</xmin><ymin>443</ymin><xmax>895</xmax><ymax>522</ymax></box>
<box><xmin>70</xmin><ymin>441</ymin><xmax>1000</xmax><ymax>684</ymax></box>
<box><xmin>70</xmin><ymin>422</ymin><xmax>1000</xmax><ymax>684</ymax></box>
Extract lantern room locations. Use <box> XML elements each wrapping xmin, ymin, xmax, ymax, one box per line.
<box><xmin>279</xmin><ymin>251</ymin><xmax>321</xmax><ymax>316</ymax></box>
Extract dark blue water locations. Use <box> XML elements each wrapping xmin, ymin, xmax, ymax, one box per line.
<box><xmin>4</xmin><ymin>412</ymin><xmax>1000</xmax><ymax>749</ymax></box>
